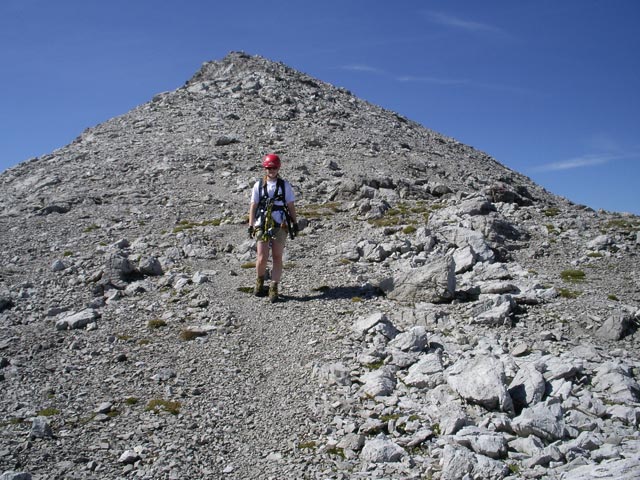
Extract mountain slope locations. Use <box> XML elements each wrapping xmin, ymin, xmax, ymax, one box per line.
<box><xmin>0</xmin><ymin>51</ymin><xmax>638</xmax><ymax>479</ymax></box>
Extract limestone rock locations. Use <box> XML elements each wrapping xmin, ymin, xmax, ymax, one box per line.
<box><xmin>446</xmin><ymin>356</ymin><xmax>514</xmax><ymax>413</ymax></box>
<box><xmin>379</xmin><ymin>255</ymin><xmax>456</xmax><ymax>303</ymax></box>
<box><xmin>512</xmin><ymin>399</ymin><xmax>566</xmax><ymax>442</ymax></box>
<box><xmin>440</xmin><ymin>444</ymin><xmax>509</xmax><ymax>480</ymax></box>
<box><xmin>360</xmin><ymin>436</ymin><xmax>406</xmax><ymax>463</ymax></box>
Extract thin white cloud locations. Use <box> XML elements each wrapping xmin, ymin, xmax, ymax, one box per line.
<box><xmin>340</xmin><ymin>64</ymin><xmax>529</xmax><ymax>94</ymax></box>
<box><xmin>396</xmin><ymin>75</ymin><xmax>468</xmax><ymax>86</ymax></box>
<box><xmin>425</xmin><ymin>11</ymin><xmax>506</xmax><ymax>35</ymax></box>
<box><xmin>341</xmin><ymin>65</ymin><xmax>467</xmax><ymax>87</ymax></box>
<box><xmin>534</xmin><ymin>152</ymin><xmax>639</xmax><ymax>172</ymax></box>
<box><xmin>341</xmin><ymin>64</ymin><xmax>385</xmax><ymax>74</ymax></box>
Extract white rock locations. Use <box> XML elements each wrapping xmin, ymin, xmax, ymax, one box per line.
<box><xmin>446</xmin><ymin>355</ymin><xmax>514</xmax><ymax>413</ymax></box>
<box><xmin>360</xmin><ymin>436</ymin><xmax>406</xmax><ymax>463</ymax></box>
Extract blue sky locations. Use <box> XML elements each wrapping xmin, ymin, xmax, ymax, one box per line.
<box><xmin>1</xmin><ymin>0</ymin><xmax>639</xmax><ymax>214</ymax></box>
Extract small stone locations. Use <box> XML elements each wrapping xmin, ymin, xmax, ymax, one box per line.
<box><xmin>118</xmin><ymin>450</ymin><xmax>140</xmax><ymax>465</ymax></box>
<box><xmin>51</xmin><ymin>259</ymin><xmax>66</xmax><ymax>272</ymax></box>
<box><xmin>30</xmin><ymin>417</ymin><xmax>54</xmax><ymax>439</ymax></box>
<box><xmin>95</xmin><ymin>402</ymin><xmax>113</xmax><ymax>414</ymax></box>
<box><xmin>511</xmin><ymin>342</ymin><xmax>530</xmax><ymax>357</ymax></box>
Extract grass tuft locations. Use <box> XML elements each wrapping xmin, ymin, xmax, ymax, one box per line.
<box><xmin>145</xmin><ymin>399</ymin><xmax>181</xmax><ymax>415</ymax></box>
<box><xmin>147</xmin><ymin>319</ymin><xmax>167</xmax><ymax>329</ymax></box>
<box><xmin>179</xmin><ymin>329</ymin><xmax>207</xmax><ymax>341</ymax></box>
<box><xmin>37</xmin><ymin>407</ymin><xmax>60</xmax><ymax>417</ymax></box>
<box><xmin>560</xmin><ymin>269</ymin><xmax>586</xmax><ymax>283</ymax></box>
<box><xmin>558</xmin><ymin>288</ymin><xmax>581</xmax><ymax>299</ymax></box>
<box><xmin>543</xmin><ymin>207</ymin><xmax>561</xmax><ymax>217</ymax></box>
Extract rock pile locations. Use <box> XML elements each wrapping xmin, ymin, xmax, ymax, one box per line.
<box><xmin>0</xmin><ymin>52</ymin><xmax>638</xmax><ymax>479</ymax></box>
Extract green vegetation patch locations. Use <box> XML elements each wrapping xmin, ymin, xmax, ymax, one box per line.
<box><xmin>179</xmin><ymin>329</ymin><xmax>207</xmax><ymax>341</ymax></box>
<box><xmin>37</xmin><ymin>407</ymin><xmax>60</xmax><ymax>417</ymax></box>
<box><xmin>601</xmin><ymin>218</ymin><xmax>640</xmax><ymax>234</ymax></box>
<box><xmin>367</xmin><ymin>201</ymin><xmax>434</xmax><ymax>229</ymax></box>
<box><xmin>543</xmin><ymin>207</ymin><xmax>561</xmax><ymax>217</ymax></box>
<box><xmin>298</xmin><ymin>202</ymin><xmax>342</xmax><ymax>218</ymax></box>
<box><xmin>560</xmin><ymin>269</ymin><xmax>586</xmax><ymax>283</ymax></box>
<box><xmin>368</xmin><ymin>216</ymin><xmax>401</xmax><ymax>228</ymax></box>
<box><xmin>558</xmin><ymin>288</ymin><xmax>582</xmax><ymax>299</ymax></box>
<box><xmin>508</xmin><ymin>463</ymin><xmax>521</xmax><ymax>475</ymax></box>
<box><xmin>326</xmin><ymin>447</ymin><xmax>346</xmax><ymax>458</ymax></box>
<box><xmin>0</xmin><ymin>417</ymin><xmax>24</xmax><ymax>427</ymax></box>
<box><xmin>147</xmin><ymin>319</ymin><xmax>167</xmax><ymax>329</ymax></box>
<box><xmin>83</xmin><ymin>224</ymin><xmax>100</xmax><ymax>233</ymax></box>
<box><xmin>297</xmin><ymin>441</ymin><xmax>318</xmax><ymax>450</ymax></box>
<box><xmin>365</xmin><ymin>360</ymin><xmax>385</xmax><ymax>370</ymax></box>
<box><xmin>145</xmin><ymin>399</ymin><xmax>181</xmax><ymax>415</ymax></box>
<box><xmin>173</xmin><ymin>218</ymin><xmax>222</xmax><ymax>233</ymax></box>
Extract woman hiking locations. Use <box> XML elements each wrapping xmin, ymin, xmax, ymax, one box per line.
<box><xmin>248</xmin><ymin>153</ymin><xmax>298</xmax><ymax>302</ymax></box>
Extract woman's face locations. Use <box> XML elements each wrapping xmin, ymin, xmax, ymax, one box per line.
<box><xmin>265</xmin><ymin>167</ymin><xmax>279</xmax><ymax>179</ymax></box>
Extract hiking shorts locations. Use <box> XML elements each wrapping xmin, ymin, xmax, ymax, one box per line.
<box><xmin>257</xmin><ymin>227</ymin><xmax>287</xmax><ymax>246</ymax></box>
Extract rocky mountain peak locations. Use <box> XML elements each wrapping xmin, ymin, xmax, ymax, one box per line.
<box><xmin>0</xmin><ymin>52</ymin><xmax>638</xmax><ymax>479</ymax></box>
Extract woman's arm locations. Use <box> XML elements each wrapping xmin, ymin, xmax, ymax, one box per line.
<box><xmin>287</xmin><ymin>202</ymin><xmax>297</xmax><ymax>224</ymax></box>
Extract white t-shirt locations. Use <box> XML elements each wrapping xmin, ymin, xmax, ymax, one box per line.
<box><xmin>251</xmin><ymin>177</ymin><xmax>295</xmax><ymax>226</ymax></box>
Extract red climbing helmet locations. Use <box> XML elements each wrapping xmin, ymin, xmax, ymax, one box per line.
<box><xmin>261</xmin><ymin>153</ymin><xmax>281</xmax><ymax>169</ymax></box>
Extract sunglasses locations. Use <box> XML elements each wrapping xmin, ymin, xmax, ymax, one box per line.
<box><xmin>264</xmin><ymin>167</ymin><xmax>279</xmax><ymax>170</ymax></box>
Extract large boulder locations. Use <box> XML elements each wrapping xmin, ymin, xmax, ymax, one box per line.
<box><xmin>439</xmin><ymin>226</ymin><xmax>496</xmax><ymax>263</ymax></box>
<box><xmin>379</xmin><ymin>255</ymin><xmax>455</xmax><ymax>303</ymax></box>
<box><xmin>403</xmin><ymin>352</ymin><xmax>444</xmax><ymax>389</ymax></box>
<box><xmin>446</xmin><ymin>356</ymin><xmax>514</xmax><ymax>414</ymax></box>
<box><xmin>440</xmin><ymin>445</ymin><xmax>510</xmax><ymax>480</ymax></box>
<box><xmin>360</xmin><ymin>436</ymin><xmax>406</xmax><ymax>463</ymax></box>
<box><xmin>508</xmin><ymin>363</ymin><xmax>547</xmax><ymax>411</ymax></box>
<box><xmin>511</xmin><ymin>399</ymin><xmax>566</xmax><ymax>442</ymax></box>
<box><xmin>595</xmin><ymin>314</ymin><xmax>635</xmax><ymax>341</ymax></box>
<box><xmin>360</xmin><ymin>366</ymin><xmax>397</xmax><ymax>398</ymax></box>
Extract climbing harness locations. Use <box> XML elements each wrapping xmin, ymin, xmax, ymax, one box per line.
<box><xmin>254</xmin><ymin>177</ymin><xmax>295</xmax><ymax>241</ymax></box>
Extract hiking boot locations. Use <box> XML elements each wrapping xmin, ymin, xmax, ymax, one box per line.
<box><xmin>254</xmin><ymin>276</ymin><xmax>265</xmax><ymax>297</ymax></box>
<box><xmin>268</xmin><ymin>282</ymin><xmax>279</xmax><ymax>303</ymax></box>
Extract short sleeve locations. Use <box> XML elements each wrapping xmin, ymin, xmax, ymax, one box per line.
<box><xmin>250</xmin><ymin>180</ymin><xmax>261</xmax><ymax>204</ymax></box>
<box><xmin>284</xmin><ymin>180</ymin><xmax>295</xmax><ymax>203</ymax></box>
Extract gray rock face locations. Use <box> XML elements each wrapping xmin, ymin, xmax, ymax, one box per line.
<box><xmin>55</xmin><ymin>308</ymin><xmax>100</xmax><ymax>330</ymax></box>
<box><xmin>379</xmin><ymin>255</ymin><xmax>456</xmax><ymax>303</ymax></box>
<box><xmin>360</xmin><ymin>366</ymin><xmax>397</xmax><ymax>397</ymax></box>
<box><xmin>441</xmin><ymin>445</ymin><xmax>510</xmax><ymax>480</ymax></box>
<box><xmin>29</xmin><ymin>417</ymin><xmax>53</xmax><ymax>439</ymax></box>
<box><xmin>509</xmin><ymin>363</ymin><xmax>547</xmax><ymax>410</ymax></box>
<box><xmin>0</xmin><ymin>52</ymin><xmax>638</xmax><ymax>480</ymax></box>
<box><xmin>0</xmin><ymin>473</ymin><xmax>32</xmax><ymax>480</ymax></box>
<box><xmin>360</xmin><ymin>436</ymin><xmax>406</xmax><ymax>463</ymax></box>
<box><xmin>512</xmin><ymin>400</ymin><xmax>566</xmax><ymax>442</ymax></box>
<box><xmin>446</xmin><ymin>356</ymin><xmax>514</xmax><ymax>413</ymax></box>
<box><xmin>453</xmin><ymin>426</ymin><xmax>508</xmax><ymax>459</ymax></box>
<box><xmin>403</xmin><ymin>352</ymin><xmax>444</xmax><ymax>388</ymax></box>
<box><xmin>596</xmin><ymin>314</ymin><xmax>635</xmax><ymax>340</ymax></box>
<box><xmin>560</xmin><ymin>457</ymin><xmax>640</xmax><ymax>480</ymax></box>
